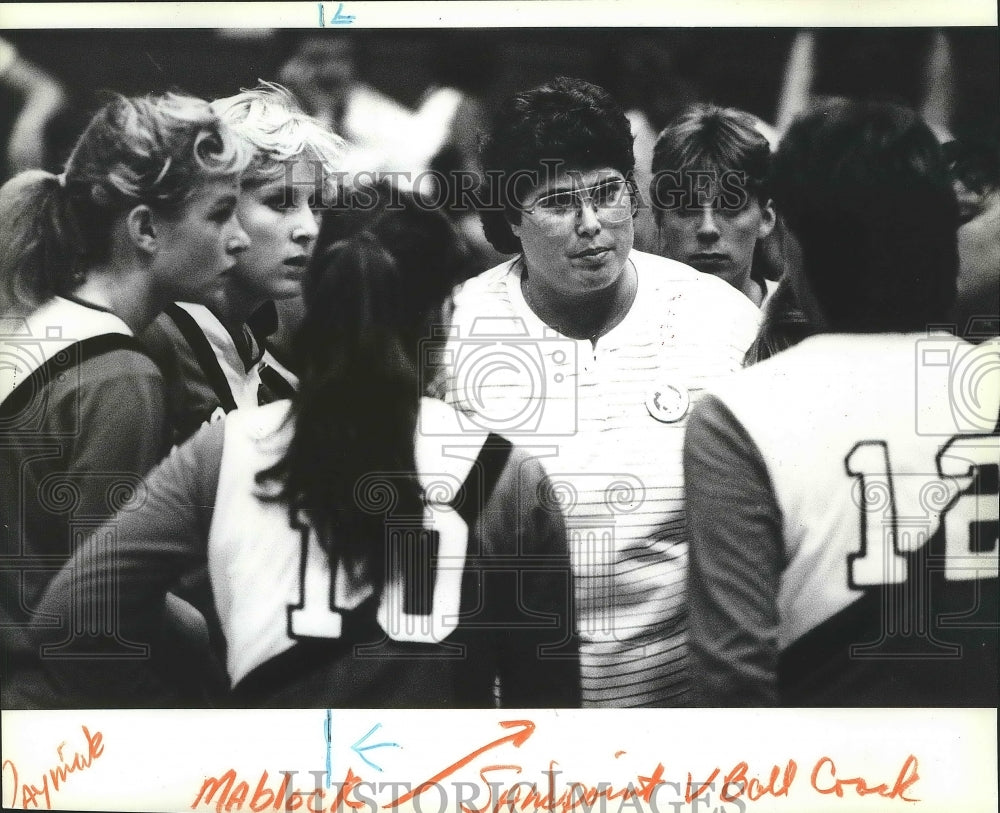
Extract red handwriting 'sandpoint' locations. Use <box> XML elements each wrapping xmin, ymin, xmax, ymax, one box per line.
<box><xmin>2</xmin><ymin>725</ymin><xmax>104</xmax><ymax>810</ymax></box>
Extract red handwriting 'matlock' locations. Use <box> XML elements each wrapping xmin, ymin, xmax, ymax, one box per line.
<box><xmin>192</xmin><ymin>769</ymin><xmax>294</xmax><ymax>813</ymax></box>
<box><xmin>2</xmin><ymin>725</ymin><xmax>104</xmax><ymax>810</ymax></box>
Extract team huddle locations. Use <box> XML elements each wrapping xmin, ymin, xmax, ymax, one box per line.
<box><xmin>1</xmin><ymin>66</ymin><xmax>997</xmax><ymax>709</ymax></box>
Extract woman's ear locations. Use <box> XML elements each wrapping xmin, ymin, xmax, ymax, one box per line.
<box><xmin>125</xmin><ymin>204</ymin><xmax>157</xmax><ymax>254</ymax></box>
<box><xmin>507</xmin><ymin>211</ymin><xmax>523</xmax><ymax>241</ymax></box>
<box><xmin>758</xmin><ymin>199</ymin><xmax>777</xmax><ymax>240</ymax></box>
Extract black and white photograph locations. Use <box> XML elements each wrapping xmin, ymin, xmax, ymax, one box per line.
<box><xmin>1</xmin><ymin>1</ymin><xmax>997</xmax><ymax>810</ymax></box>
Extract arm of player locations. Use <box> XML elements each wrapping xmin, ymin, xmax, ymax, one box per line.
<box><xmin>684</xmin><ymin>394</ymin><xmax>784</xmax><ymax>706</ymax></box>
<box><xmin>486</xmin><ymin>450</ymin><xmax>582</xmax><ymax>708</ymax></box>
<box><xmin>30</xmin><ymin>419</ymin><xmax>226</xmax><ymax>706</ymax></box>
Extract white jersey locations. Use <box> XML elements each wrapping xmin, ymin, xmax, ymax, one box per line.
<box><xmin>207</xmin><ymin>397</ymin><xmax>579</xmax><ymax>706</ymax></box>
<box><xmin>687</xmin><ymin>333</ymin><xmax>1000</xmax><ymax>705</ymax></box>
<box><xmin>445</xmin><ymin>250</ymin><xmax>760</xmax><ymax>705</ymax></box>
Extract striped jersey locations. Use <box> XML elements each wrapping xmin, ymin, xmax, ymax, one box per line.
<box><xmin>445</xmin><ymin>250</ymin><xmax>760</xmax><ymax>705</ymax></box>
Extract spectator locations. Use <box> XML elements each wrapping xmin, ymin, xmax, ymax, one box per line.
<box><xmin>651</xmin><ymin>103</ymin><xmax>777</xmax><ymax>307</ymax></box>
<box><xmin>0</xmin><ymin>36</ymin><xmax>67</xmax><ymax>176</ymax></box>
<box><xmin>277</xmin><ymin>33</ymin><xmax>426</xmax><ymax>183</ymax></box>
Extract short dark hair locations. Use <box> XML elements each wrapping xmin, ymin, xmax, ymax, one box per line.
<box><xmin>477</xmin><ymin>76</ymin><xmax>635</xmax><ymax>255</ymax></box>
<box><xmin>770</xmin><ymin>100</ymin><xmax>958</xmax><ymax>333</ymax></box>
<box><xmin>650</xmin><ymin>103</ymin><xmax>771</xmax><ymax>224</ymax></box>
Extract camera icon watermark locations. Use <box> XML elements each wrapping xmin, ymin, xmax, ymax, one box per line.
<box><xmin>422</xmin><ymin>316</ymin><xmax>578</xmax><ymax>436</ymax></box>
<box><xmin>914</xmin><ymin>332</ymin><xmax>1000</xmax><ymax>436</ymax></box>
<box><xmin>340</xmin><ymin>464</ymin><xmax>575</xmax><ymax>660</ymax></box>
<box><xmin>539</xmin><ymin>471</ymin><xmax>647</xmax><ymax>643</ymax></box>
<box><xmin>0</xmin><ymin>320</ymin><xmax>81</xmax><ymax>435</ymax></box>
<box><xmin>846</xmin><ymin>436</ymin><xmax>998</xmax><ymax>661</ymax></box>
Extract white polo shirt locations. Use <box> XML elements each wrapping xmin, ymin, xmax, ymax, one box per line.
<box><xmin>445</xmin><ymin>249</ymin><xmax>760</xmax><ymax>706</ymax></box>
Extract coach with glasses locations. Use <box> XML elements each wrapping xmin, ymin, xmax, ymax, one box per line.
<box><xmin>443</xmin><ymin>77</ymin><xmax>760</xmax><ymax>707</ymax></box>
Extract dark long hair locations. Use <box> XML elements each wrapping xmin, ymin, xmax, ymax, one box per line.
<box><xmin>257</xmin><ymin>192</ymin><xmax>471</xmax><ymax>583</ymax></box>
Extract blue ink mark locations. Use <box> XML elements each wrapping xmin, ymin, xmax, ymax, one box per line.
<box><xmin>325</xmin><ymin>709</ymin><xmax>332</xmax><ymax>788</ymax></box>
<box><xmin>329</xmin><ymin>3</ymin><xmax>354</xmax><ymax>25</ymax></box>
<box><xmin>318</xmin><ymin>3</ymin><xmax>324</xmax><ymax>27</ymax></box>
<box><xmin>351</xmin><ymin>723</ymin><xmax>401</xmax><ymax>773</ymax></box>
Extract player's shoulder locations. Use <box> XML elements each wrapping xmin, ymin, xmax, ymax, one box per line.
<box><xmin>142</xmin><ymin>309</ymin><xmax>184</xmax><ymax>348</ymax></box>
<box><xmin>632</xmin><ymin>250</ymin><xmax>760</xmax><ymax>316</ymax></box>
<box><xmin>77</xmin><ymin>338</ymin><xmax>162</xmax><ymax>385</ymax></box>
<box><xmin>224</xmin><ymin>400</ymin><xmax>293</xmax><ymax>440</ymax></box>
<box><xmin>713</xmin><ymin>331</ymin><xmax>976</xmax><ymax>409</ymax></box>
<box><xmin>349</xmin><ymin>82</ymin><xmax>414</xmax><ymax>119</ymax></box>
<box><xmin>415</xmin><ymin>396</ymin><xmax>546</xmax><ymax>494</ymax></box>
<box><xmin>453</xmin><ymin>258</ymin><xmax>518</xmax><ymax>304</ymax></box>
<box><xmin>449</xmin><ymin>259</ymin><xmax>522</xmax><ymax>340</ymax></box>
<box><xmin>631</xmin><ymin>249</ymin><xmax>702</xmax><ymax>281</ymax></box>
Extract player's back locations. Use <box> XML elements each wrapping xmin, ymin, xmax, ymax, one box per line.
<box><xmin>210</xmin><ymin>398</ymin><xmax>580</xmax><ymax>708</ymax></box>
<box><xmin>711</xmin><ymin>332</ymin><xmax>999</xmax><ymax>705</ymax></box>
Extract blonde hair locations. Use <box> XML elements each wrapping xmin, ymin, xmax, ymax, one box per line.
<box><xmin>0</xmin><ymin>91</ymin><xmax>250</xmax><ymax>314</ymax></box>
<box><xmin>211</xmin><ymin>82</ymin><xmax>345</xmax><ymax>195</ymax></box>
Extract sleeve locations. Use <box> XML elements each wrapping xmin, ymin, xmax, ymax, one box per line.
<box><xmin>441</xmin><ymin>305</ymin><xmax>467</xmax><ymax>412</ymax></box>
<box><xmin>26</xmin><ymin>419</ymin><xmax>227</xmax><ymax>707</ymax></box>
<box><xmin>712</xmin><ymin>282</ymin><xmax>763</xmax><ymax>368</ymax></box>
<box><xmin>442</xmin><ymin>274</ymin><xmax>488</xmax><ymax>415</ymax></box>
<box><xmin>684</xmin><ymin>394</ymin><xmax>784</xmax><ymax>706</ymax></box>
<box><xmin>481</xmin><ymin>448</ymin><xmax>582</xmax><ymax>708</ymax></box>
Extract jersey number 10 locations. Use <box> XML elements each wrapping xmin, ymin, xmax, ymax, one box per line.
<box><xmin>288</xmin><ymin>504</ymin><xmax>469</xmax><ymax>643</ymax></box>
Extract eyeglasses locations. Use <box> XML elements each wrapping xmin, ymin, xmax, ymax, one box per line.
<box><xmin>521</xmin><ymin>178</ymin><xmax>638</xmax><ymax>223</ymax></box>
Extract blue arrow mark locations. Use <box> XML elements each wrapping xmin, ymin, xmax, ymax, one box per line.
<box><xmin>325</xmin><ymin>709</ymin><xmax>333</xmax><ymax>788</ymax></box>
<box><xmin>351</xmin><ymin>723</ymin><xmax>401</xmax><ymax>772</ymax></box>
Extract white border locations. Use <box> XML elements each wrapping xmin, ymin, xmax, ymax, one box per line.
<box><xmin>0</xmin><ymin>0</ymin><xmax>997</xmax><ymax>29</ymax></box>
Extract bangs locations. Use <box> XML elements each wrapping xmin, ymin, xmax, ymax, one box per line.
<box><xmin>242</xmin><ymin>154</ymin><xmax>342</xmax><ymax>210</ymax></box>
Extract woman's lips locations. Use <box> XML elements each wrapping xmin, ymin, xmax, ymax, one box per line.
<box><xmin>571</xmin><ymin>247</ymin><xmax>611</xmax><ymax>260</ymax></box>
<box><xmin>689</xmin><ymin>252</ymin><xmax>729</xmax><ymax>266</ymax></box>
